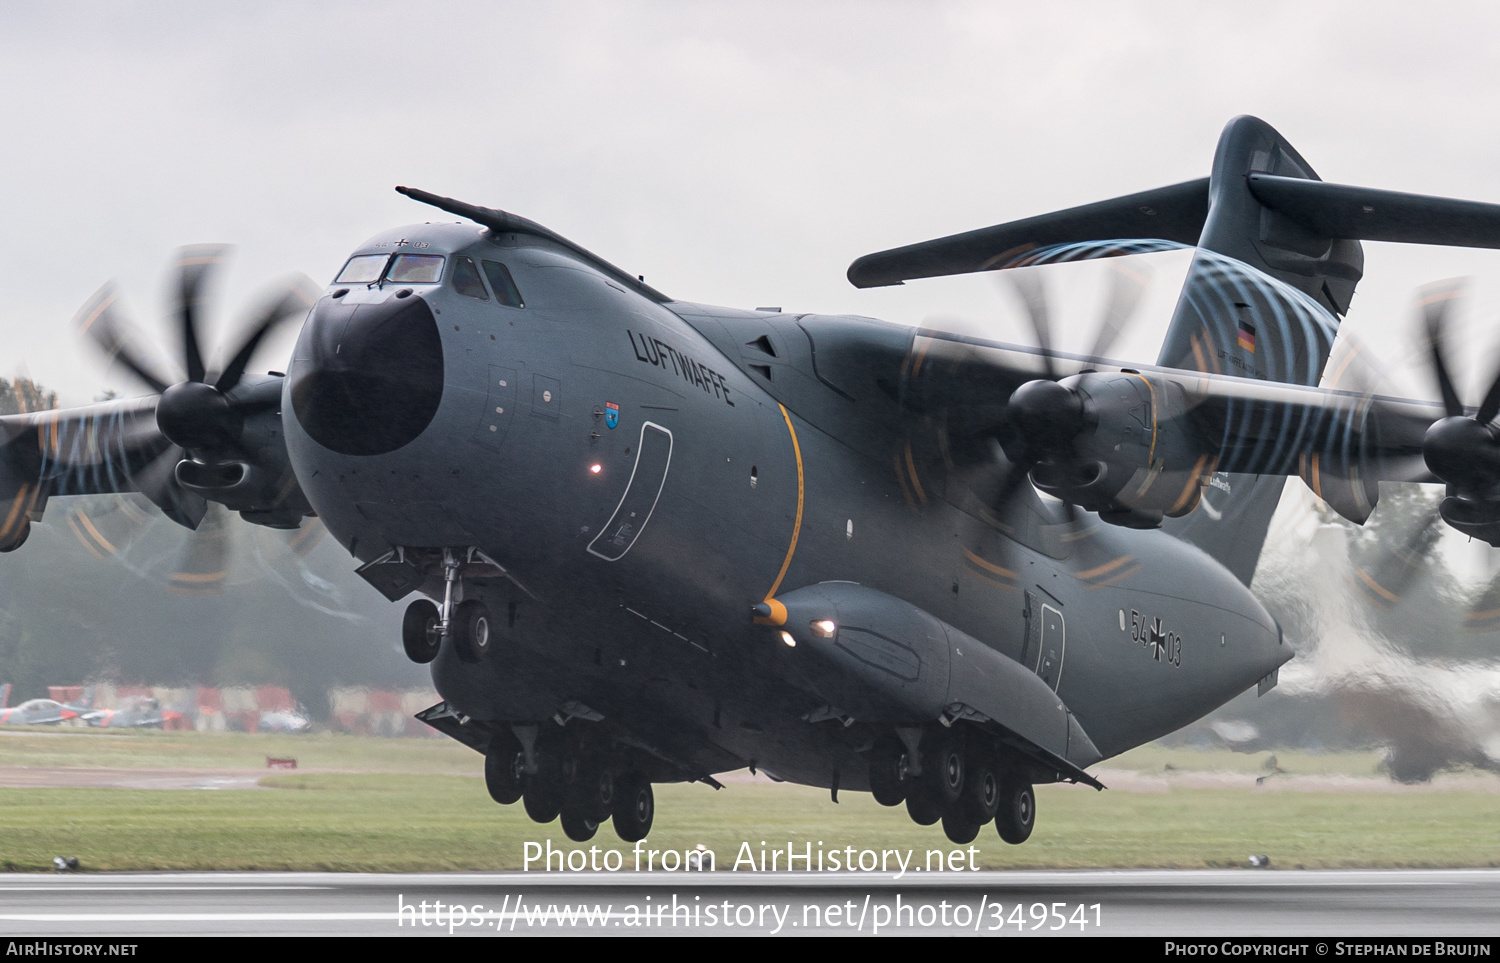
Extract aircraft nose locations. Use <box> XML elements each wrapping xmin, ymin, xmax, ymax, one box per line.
<box><xmin>288</xmin><ymin>291</ymin><xmax>445</xmax><ymax>456</ymax></box>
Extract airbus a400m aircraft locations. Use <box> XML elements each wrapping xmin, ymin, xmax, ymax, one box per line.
<box><xmin>9</xmin><ymin>114</ymin><xmax>1500</xmax><ymax>846</ymax></box>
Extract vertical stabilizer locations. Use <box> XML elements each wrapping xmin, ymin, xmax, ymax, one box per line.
<box><xmin>1158</xmin><ymin>115</ymin><xmax>1364</xmax><ymax>585</ymax></box>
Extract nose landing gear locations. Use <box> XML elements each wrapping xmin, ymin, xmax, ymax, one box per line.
<box><xmin>397</xmin><ymin>547</ymin><xmax>497</xmax><ymax>664</ymax></box>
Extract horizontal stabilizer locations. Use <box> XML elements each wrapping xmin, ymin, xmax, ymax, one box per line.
<box><xmin>847</xmin><ymin>178</ymin><xmax>1209</xmax><ymax>288</ymax></box>
<box><xmin>1247</xmin><ymin>174</ymin><xmax>1500</xmax><ymax>249</ymax></box>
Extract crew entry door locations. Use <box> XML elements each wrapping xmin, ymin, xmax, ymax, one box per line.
<box><xmin>587</xmin><ymin>422</ymin><xmax>673</xmax><ymax>562</ymax></box>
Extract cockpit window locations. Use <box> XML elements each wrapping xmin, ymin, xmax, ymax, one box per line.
<box><xmin>452</xmin><ymin>256</ymin><xmax>489</xmax><ymax>300</ymax></box>
<box><xmin>481</xmin><ymin>260</ymin><xmax>525</xmax><ymax>308</ymax></box>
<box><xmin>334</xmin><ymin>254</ymin><xmax>389</xmax><ymax>284</ymax></box>
<box><xmin>386</xmin><ymin>254</ymin><xmax>445</xmax><ymax>283</ymax></box>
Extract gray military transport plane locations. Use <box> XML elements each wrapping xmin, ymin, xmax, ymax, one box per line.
<box><xmin>6</xmin><ymin>114</ymin><xmax>1500</xmax><ymax>846</ymax></box>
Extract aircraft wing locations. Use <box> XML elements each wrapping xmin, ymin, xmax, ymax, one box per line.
<box><xmin>892</xmin><ymin>328</ymin><xmax>1448</xmax><ymax>527</ymax></box>
<box><xmin>1125</xmin><ymin>358</ymin><xmax>1439</xmax><ymax>524</ymax></box>
<box><xmin>0</xmin><ymin>396</ymin><xmax>207</xmax><ymax>543</ymax></box>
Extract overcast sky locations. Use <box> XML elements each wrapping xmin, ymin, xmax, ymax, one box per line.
<box><xmin>5</xmin><ymin>1</ymin><xmax>1500</xmax><ymax>404</ymax></box>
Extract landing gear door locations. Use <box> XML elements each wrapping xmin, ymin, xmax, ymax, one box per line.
<box><xmin>1023</xmin><ymin>590</ymin><xmax>1066</xmax><ymax>692</ymax></box>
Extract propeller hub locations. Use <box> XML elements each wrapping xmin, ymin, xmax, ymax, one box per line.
<box><xmin>1009</xmin><ymin>379</ymin><xmax>1085</xmax><ymax>452</ymax></box>
<box><xmin>157</xmin><ymin>381</ymin><xmax>241</xmax><ymax>452</ymax></box>
<box><xmin>1423</xmin><ymin>415</ymin><xmax>1500</xmax><ymax>495</ymax></box>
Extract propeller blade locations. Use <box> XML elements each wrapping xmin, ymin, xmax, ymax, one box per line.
<box><xmin>133</xmin><ymin>445</ymin><xmax>207</xmax><ymax>530</ymax></box>
<box><xmin>1299</xmin><ymin>333</ymin><xmax>1420</xmax><ymax>525</ymax></box>
<box><xmin>1464</xmin><ymin>570</ymin><xmax>1500</xmax><ymax>632</ymax></box>
<box><xmin>1087</xmin><ymin>260</ymin><xmax>1151</xmax><ymax>363</ymax></box>
<box><xmin>64</xmin><ymin>494</ymin><xmax>154</xmax><ymax>560</ymax></box>
<box><xmin>988</xmin><ymin>454</ymin><xmax>1039</xmax><ymax>521</ymax></box>
<box><xmin>1322</xmin><ymin>330</ymin><xmax>1387</xmax><ymax>397</ymax></box>
<box><xmin>65</xmin><ymin>505</ymin><xmax>119</xmax><ymax>560</ymax></box>
<box><xmin>283</xmin><ymin>516</ymin><xmax>327</xmax><ymax>559</ymax></box>
<box><xmin>174</xmin><ymin>245</ymin><xmax>229</xmax><ymax>386</ymax></box>
<box><xmin>169</xmin><ymin>503</ymin><xmax>229</xmax><ymax>595</ymax></box>
<box><xmin>8</xmin><ymin>372</ymin><xmax>55</xmax><ymax>415</ymax></box>
<box><xmin>214</xmin><ymin>277</ymin><xmax>319</xmax><ymax>393</ymax></box>
<box><xmin>1476</xmin><ymin>369</ymin><xmax>1500</xmax><ymax>427</ymax></box>
<box><xmin>1419</xmin><ymin>278</ymin><xmax>1467</xmax><ymax>418</ymax></box>
<box><xmin>1352</xmin><ymin>506</ymin><xmax>1443</xmax><ymax>609</ymax></box>
<box><xmin>1003</xmin><ymin>270</ymin><xmax>1056</xmax><ymax>380</ymax></box>
<box><xmin>73</xmin><ymin>284</ymin><xmax>172</xmax><ymax>395</ymax></box>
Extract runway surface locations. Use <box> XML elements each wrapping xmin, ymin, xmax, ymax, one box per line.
<box><xmin>1</xmin><ymin>869</ymin><xmax>1497</xmax><ymax>936</ymax></box>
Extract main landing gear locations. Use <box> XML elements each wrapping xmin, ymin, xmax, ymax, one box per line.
<box><xmin>399</xmin><ymin>547</ymin><xmax>495</xmax><ymax>664</ymax></box>
<box><xmin>485</xmin><ymin>725</ymin><xmax>656</xmax><ymax>844</ymax></box>
<box><xmin>868</xmin><ymin>725</ymin><xmax>1036</xmax><ymax>845</ymax></box>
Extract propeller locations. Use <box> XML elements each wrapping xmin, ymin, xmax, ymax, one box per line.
<box><xmin>165</xmin><ymin>508</ymin><xmax>330</xmax><ymax>598</ymax></box>
<box><xmin>990</xmin><ymin>262</ymin><xmax>1153</xmax><ymax>525</ymax></box>
<box><xmin>61</xmin><ymin>248</ymin><xmax>319</xmax><ymax>591</ymax></box>
<box><xmin>1339</xmin><ymin>280</ymin><xmax>1500</xmax><ymax>614</ymax></box>
<box><xmin>74</xmin><ymin>247</ymin><xmax>318</xmax><ymax>529</ymax></box>
<box><xmin>1418</xmin><ymin>279</ymin><xmax>1500</xmax><ymax>501</ymax></box>
<box><xmin>1317</xmin><ymin>285</ymin><xmax>1468</xmax><ymax>609</ymax></box>
<box><xmin>921</xmin><ymin>261</ymin><xmax>1159</xmax><ymax>592</ymax></box>
<box><xmin>63</xmin><ymin>492</ymin><xmax>332</xmax><ymax>599</ymax></box>
<box><xmin>905</xmin><ymin>259</ymin><xmax>1154</xmax><ymax>577</ymax></box>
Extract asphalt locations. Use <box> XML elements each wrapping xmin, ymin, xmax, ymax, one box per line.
<box><xmin>0</xmin><ymin>869</ymin><xmax>1497</xmax><ymax>937</ymax></box>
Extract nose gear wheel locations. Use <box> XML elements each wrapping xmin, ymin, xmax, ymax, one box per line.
<box><xmin>401</xmin><ymin>599</ymin><xmax>441</xmax><ymax>664</ymax></box>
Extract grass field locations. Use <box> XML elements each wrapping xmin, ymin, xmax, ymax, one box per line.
<box><xmin>0</xmin><ymin>728</ymin><xmax>1497</xmax><ymax>872</ymax></box>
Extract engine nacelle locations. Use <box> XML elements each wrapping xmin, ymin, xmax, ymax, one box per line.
<box><xmin>174</xmin><ymin>405</ymin><xmax>312</xmax><ymax>529</ymax></box>
<box><xmin>1027</xmin><ymin>371</ymin><xmax>1210</xmax><ymax>528</ymax></box>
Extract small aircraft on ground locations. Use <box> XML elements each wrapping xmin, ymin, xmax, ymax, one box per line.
<box><xmin>6</xmin><ymin>114</ymin><xmax>1500</xmax><ymax>845</ymax></box>
<box><xmin>0</xmin><ymin>698</ymin><xmax>85</xmax><ymax>725</ymax></box>
<box><xmin>81</xmin><ymin>695</ymin><xmax>182</xmax><ymax>729</ymax></box>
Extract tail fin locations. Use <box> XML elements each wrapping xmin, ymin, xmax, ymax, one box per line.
<box><xmin>844</xmin><ymin>113</ymin><xmax>1500</xmax><ymax>582</ymax></box>
<box><xmin>1157</xmin><ymin>115</ymin><xmax>1363</xmax><ymax>584</ymax></box>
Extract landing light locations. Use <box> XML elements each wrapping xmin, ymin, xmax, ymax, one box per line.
<box><xmin>780</xmin><ymin>631</ymin><xmax>796</xmax><ymax>648</ymax></box>
<box><xmin>589</xmin><ymin>464</ymin><xmax>602</xmax><ymax>474</ymax></box>
<box><xmin>811</xmin><ymin>620</ymin><xmax>837</xmax><ymax>638</ymax></box>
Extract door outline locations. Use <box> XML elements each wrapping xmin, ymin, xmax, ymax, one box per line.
<box><xmin>586</xmin><ymin>421</ymin><xmax>673</xmax><ymax>562</ymax></box>
<box><xmin>1023</xmin><ymin>590</ymin><xmax>1067</xmax><ymax>692</ymax></box>
<box><xmin>1037</xmin><ymin>602</ymin><xmax>1066</xmax><ymax>691</ymax></box>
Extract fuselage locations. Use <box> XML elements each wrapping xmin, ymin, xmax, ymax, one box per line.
<box><xmin>281</xmin><ymin>222</ymin><xmax>1289</xmax><ymax>788</ymax></box>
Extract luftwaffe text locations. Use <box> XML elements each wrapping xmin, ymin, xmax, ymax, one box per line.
<box><xmin>628</xmin><ymin>330</ymin><xmax>735</xmax><ymax>406</ymax></box>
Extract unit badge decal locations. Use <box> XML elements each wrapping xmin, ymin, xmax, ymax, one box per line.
<box><xmin>605</xmin><ymin>402</ymin><xmax>620</xmax><ymax>429</ymax></box>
